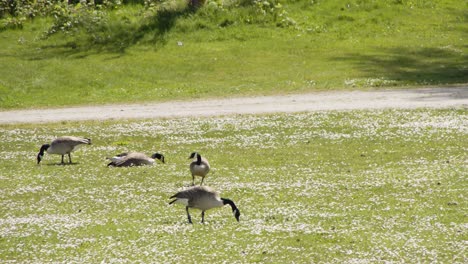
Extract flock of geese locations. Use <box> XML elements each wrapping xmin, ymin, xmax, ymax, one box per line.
<box><xmin>36</xmin><ymin>136</ymin><xmax>241</xmax><ymax>224</ymax></box>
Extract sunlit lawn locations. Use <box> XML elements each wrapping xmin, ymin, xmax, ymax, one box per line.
<box><xmin>0</xmin><ymin>109</ymin><xmax>466</xmax><ymax>262</ymax></box>
<box><xmin>1</xmin><ymin>0</ymin><xmax>467</xmax><ymax>109</ymax></box>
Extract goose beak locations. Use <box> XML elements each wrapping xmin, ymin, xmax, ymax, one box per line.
<box><xmin>234</xmin><ymin>209</ymin><xmax>241</xmax><ymax>222</ymax></box>
<box><xmin>37</xmin><ymin>154</ymin><xmax>43</xmax><ymax>164</ymax></box>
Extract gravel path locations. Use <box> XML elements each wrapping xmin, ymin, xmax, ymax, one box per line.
<box><xmin>1</xmin><ymin>87</ymin><xmax>467</xmax><ymax>124</ymax></box>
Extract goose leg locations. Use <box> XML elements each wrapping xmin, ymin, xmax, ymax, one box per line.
<box><xmin>68</xmin><ymin>153</ymin><xmax>72</xmax><ymax>164</ymax></box>
<box><xmin>61</xmin><ymin>155</ymin><xmax>65</xmax><ymax>164</ymax></box>
<box><xmin>200</xmin><ymin>176</ymin><xmax>205</xmax><ymax>186</ymax></box>
<box><xmin>201</xmin><ymin>211</ymin><xmax>205</xmax><ymax>224</ymax></box>
<box><xmin>186</xmin><ymin>206</ymin><xmax>193</xmax><ymax>224</ymax></box>
<box><xmin>191</xmin><ymin>175</ymin><xmax>195</xmax><ymax>186</ymax></box>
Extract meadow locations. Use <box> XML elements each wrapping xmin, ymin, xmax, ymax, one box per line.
<box><xmin>0</xmin><ymin>109</ymin><xmax>466</xmax><ymax>262</ymax></box>
<box><xmin>1</xmin><ymin>0</ymin><xmax>467</xmax><ymax>109</ymax></box>
<box><xmin>1</xmin><ymin>0</ymin><xmax>466</xmax><ymax>262</ymax></box>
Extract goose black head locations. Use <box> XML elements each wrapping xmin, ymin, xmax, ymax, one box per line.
<box><xmin>37</xmin><ymin>153</ymin><xmax>43</xmax><ymax>164</ymax></box>
<box><xmin>37</xmin><ymin>144</ymin><xmax>50</xmax><ymax>164</ymax></box>
<box><xmin>222</xmin><ymin>198</ymin><xmax>241</xmax><ymax>222</ymax></box>
<box><xmin>233</xmin><ymin>208</ymin><xmax>241</xmax><ymax>222</ymax></box>
<box><xmin>188</xmin><ymin>152</ymin><xmax>198</xmax><ymax>159</ymax></box>
<box><xmin>151</xmin><ymin>153</ymin><xmax>165</xmax><ymax>163</ymax></box>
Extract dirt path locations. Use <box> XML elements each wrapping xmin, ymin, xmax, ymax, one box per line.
<box><xmin>1</xmin><ymin>87</ymin><xmax>467</xmax><ymax>124</ymax></box>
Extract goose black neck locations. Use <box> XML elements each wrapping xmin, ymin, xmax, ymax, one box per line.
<box><xmin>37</xmin><ymin>144</ymin><xmax>50</xmax><ymax>164</ymax></box>
<box><xmin>221</xmin><ymin>198</ymin><xmax>237</xmax><ymax>211</ymax></box>
<box><xmin>196</xmin><ymin>153</ymin><xmax>202</xmax><ymax>165</ymax></box>
<box><xmin>222</xmin><ymin>198</ymin><xmax>240</xmax><ymax>222</ymax></box>
<box><xmin>39</xmin><ymin>144</ymin><xmax>50</xmax><ymax>155</ymax></box>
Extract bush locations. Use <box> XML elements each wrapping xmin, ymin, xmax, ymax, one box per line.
<box><xmin>0</xmin><ymin>0</ymin><xmax>123</xmax><ymax>28</ymax></box>
<box><xmin>1</xmin><ymin>0</ymin><xmax>297</xmax><ymax>48</ymax></box>
<box><xmin>46</xmin><ymin>1</ymin><xmax>108</xmax><ymax>36</ymax></box>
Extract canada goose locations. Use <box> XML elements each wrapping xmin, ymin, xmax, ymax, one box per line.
<box><xmin>107</xmin><ymin>152</ymin><xmax>165</xmax><ymax>167</ymax></box>
<box><xmin>169</xmin><ymin>186</ymin><xmax>240</xmax><ymax>224</ymax></box>
<box><xmin>37</xmin><ymin>136</ymin><xmax>91</xmax><ymax>164</ymax></box>
<box><xmin>189</xmin><ymin>152</ymin><xmax>210</xmax><ymax>186</ymax></box>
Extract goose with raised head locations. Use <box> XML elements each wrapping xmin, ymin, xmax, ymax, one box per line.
<box><xmin>37</xmin><ymin>136</ymin><xmax>91</xmax><ymax>164</ymax></box>
<box><xmin>107</xmin><ymin>152</ymin><xmax>165</xmax><ymax>167</ymax></box>
<box><xmin>169</xmin><ymin>186</ymin><xmax>240</xmax><ymax>224</ymax></box>
<box><xmin>189</xmin><ymin>152</ymin><xmax>210</xmax><ymax>186</ymax></box>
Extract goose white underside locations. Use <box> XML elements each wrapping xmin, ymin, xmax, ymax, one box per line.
<box><xmin>191</xmin><ymin>164</ymin><xmax>209</xmax><ymax>176</ymax></box>
<box><xmin>173</xmin><ymin>198</ymin><xmax>189</xmax><ymax>206</ymax></box>
<box><xmin>108</xmin><ymin>156</ymin><xmax>122</xmax><ymax>163</ymax></box>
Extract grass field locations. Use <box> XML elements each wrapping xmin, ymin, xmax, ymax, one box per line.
<box><xmin>0</xmin><ymin>109</ymin><xmax>466</xmax><ymax>262</ymax></box>
<box><xmin>1</xmin><ymin>0</ymin><xmax>467</xmax><ymax>109</ymax></box>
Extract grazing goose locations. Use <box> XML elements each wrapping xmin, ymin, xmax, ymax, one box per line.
<box><xmin>107</xmin><ymin>152</ymin><xmax>165</xmax><ymax>167</ymax></box>
<box><xmin>37</xmin><ymin>136</ymin><xmax>91</xmax><ymax>164</ymax></box>
<box><xmin>189</xmin><ymin>152</ymin><xmax>210</xmax><ymax>186</ymax></box>
<box><xmin>169</xmin><ymin>186</ymin><xmax>240</xmax><ymax>224</ymax></box>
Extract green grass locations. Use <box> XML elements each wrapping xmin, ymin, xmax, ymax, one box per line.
<box><xmin>0</xmin><ymin>0</ymin><xmax>467</xmax><ymax>109</ymax></box>
<box><xmin>0</xmin><ymin>109</ymin><xmax>466</xmax><ymax>262</ymax></box>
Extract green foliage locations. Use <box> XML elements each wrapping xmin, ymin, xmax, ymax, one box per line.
<box><xmin>0</xmin><ymin>0</ymin><xmax>122</xmax><ymax>30</ymax></box>
<box><xmin>1</xmin><ymin>15</ymin><xmax>25</xmax><ymax>29</ymax></box>
<box><xmin>252</xmin><ymin>0</ymin><xmax>296</xmax><ymax>27</ymax></box>
<box><xmin>0</xmin><ymin>0</ymin><xmax>466</xmax><ymax>109</ymax></box>
<box><xmin>46</xmin><ymin>2</ymin><xmax>107</xmax><ymax>36</ymax></box>
<box><xmin>0</xmin><ymin>0</ymin><xmax>53</xmax><ymax>29</ymax></box>
<box><xmin>0</xmin><ymin>0</ymin><xmax>53</xmax><ymax>19</ymax></box>
<box><xmin>1</xmin><ymin>0</ymin><xmax>297</xmax><ymax>33</ymax></box>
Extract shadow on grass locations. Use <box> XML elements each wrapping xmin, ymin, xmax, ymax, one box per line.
<box><xmin>334</xmin><ymin>46</ymin><xmax>468</xmax><ymax>85</ymax></box>
<box><xmin>96</xmin><ymin>6</ymin><xmax>196</xmax><ymax>52</ymax></box>
<box><xmin>43</xmin><ymin>162</ymin><xmax>81</xmax><ymax>166</ymax></box>
<box><xmin>22</xmin><ymin>6</ymin><xmax>195</xmax><ymax>59</ymax></box>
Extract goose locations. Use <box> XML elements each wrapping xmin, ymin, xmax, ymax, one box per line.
<box><xmin>37</xmin><ymin>136</ymin><xmax>91</xmax><ymax>164</ymax></box>
<box><xmin>169</xmin><ymin>186</ymin><xmax>240</xmax><ymax>224</ymax></box>
<box><xmin>189</xmin><ymin>152</ymin><xmax>210</xmax><ymax>186</ymax></box>
<box><xmin>107</xmin><ymin>152</ymin><xmax>165</xmax><ymax>167</ymax></box>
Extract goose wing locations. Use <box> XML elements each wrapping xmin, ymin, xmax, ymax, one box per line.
<box><xmin>114</xmin><ymin>152</ymin><xmax>152</xmax><ymax>167</ymax></box>
<box><xmin>200</xmin><ymin>157</ymin><xmax>210</xmax><ymax>167</ymax></box>
<box><xmin>107</xmin><ymin>152</ymin><xmax>129</xmax><ymax>162</ymax></box>
<box><xmin>48</xmin><ymin>136</ymin><xmax>91</xmax><ymax>154</ymax></box>
<box><xmin>169</xmin><ymin>186</ymin><xmax>219</xmax><ymax>203</ymax></box>
<box><xmin>54</xmin><ymin>136</ymin><xmax>91</xmax><ymax>146</ymax></box>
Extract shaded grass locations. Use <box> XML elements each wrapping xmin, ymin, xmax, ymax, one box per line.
<box><xmin>0</xmin><ymin>0</ymin><xmax>467</xmax><ymax>109</ymax></box>
<box><xmin>335</xmin><ymin>47</ymin><xmax>468</xmax><ymax>87</ymax></box>
<box><xmin>0</xmin><ymin>109</ymin><xmax>466</xmax><ymax>262</ymax></box>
